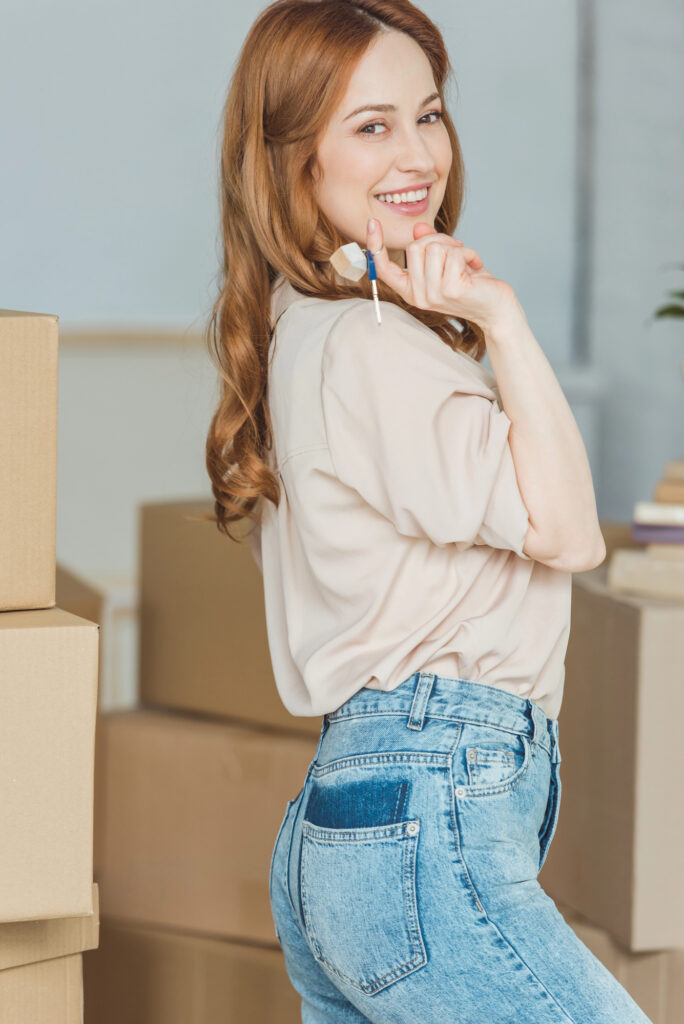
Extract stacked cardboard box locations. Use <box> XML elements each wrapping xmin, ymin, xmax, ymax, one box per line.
<box><xmin>538</xmin><ymin>519</ymin><xmax>684</xmax><ymax>1020</ymax></box>
<box><xmin>0</xmin><ymin>310</ymin><xmax>101</xmax><ymax>1020</ymax></box>
<box><xmin>84</xmin><ymin>499</ymin><xmax>318</xmax><ymax>1021</ymax></box>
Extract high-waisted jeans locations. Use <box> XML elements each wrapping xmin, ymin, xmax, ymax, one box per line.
<box><xmin>269</xmin><ymin>671</ymin><xmax>653</xmax><ymax>1023</ymax></box>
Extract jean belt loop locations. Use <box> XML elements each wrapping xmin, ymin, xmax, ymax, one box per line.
<box><xmin>527</xmin><ymin>699</ymin><xmax>543</xmax><ymax>754</ymax></box>
<box><xmin>407</xmin><ymin>671</ymin><xmax>435</xmax><ymax>731</ymax></box>
<box><xmin>550</xmin><ymin>718</ymin><xmax>562</xmax><ymax>765</ymax></box>
<box><xmin>313</xmin><ymin>714</ymin><xmax>329</xmax><ymax>761</ymax></box>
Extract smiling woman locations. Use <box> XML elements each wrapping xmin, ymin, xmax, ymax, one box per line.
<box><xmin>201</xmin><ymin>3</ymin><xmax>650</xmax><ymax>1023</ymax></box>
<box><xmin>204</xmin><ymin>0</ymin><xmax>481</xmax><ymax>544</ymax></box>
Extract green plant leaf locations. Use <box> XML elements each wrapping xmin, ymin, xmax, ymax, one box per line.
<box><xmin>654</xmin><ymin>304</ymin><xmax>684</xmax><ymax>318</ymax></box>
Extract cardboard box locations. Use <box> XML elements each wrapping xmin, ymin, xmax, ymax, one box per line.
<box><xmin>0</xmin><ymin>953</ymin><xmax>83</xmax><ymax>1024</ymax></box>
<box><xmin>556</xmin><ymin>901</ymin><xmax>684</xmax><ymax>1024</ymax></box>
<box><xmin>0</xmin><ymin>884</ymin><xmax>97</xmax><ymax>1024</ymax></box>
<box><xmin>0</xmin><ymin>880</ymin><xmax>100</xmax><ymax>974</ymax></box>
<box><xmin>0</xmin><ymin>310</ymin><xmax>58</xmax><ymax>612</ymax></box>
<box><xmin>0</xmin><ymin>883</ymin><xmax>99</xmax><ymax>972</ymax></box>
<box><xmin>540</xmin><ymin>564</ymin><xmax>684</xmax><ymax>951</ymax></box>
<box><xmin>93</xmin><ymin>707</ymin><xmax>317</xmax><ymax>942</ymax></box>
<box><xmin>83</xmin><ymin>917</ymin><xmax>300</xmax><ymax>1024</ymax></box>
<box><xmin>0</xmin><ymin>607</ymin><xmax>99</xmax><ymax>922</ymax></box>
<box><xmin>56</xmin><ymin>562</ymin><xmax>139</xmax><ymax>711</ymax></box>
<box><xmin>138</xmin><ymin>499</ymin><xmax>321</xmax><ymax>737</ymax></box>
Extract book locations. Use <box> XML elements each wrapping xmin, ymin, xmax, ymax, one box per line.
<box><xmin>633</xmin><ymin>500</ymin><xmax>684</xmax><ymax>527</ymax></box>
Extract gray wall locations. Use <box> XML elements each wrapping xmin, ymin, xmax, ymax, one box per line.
<box><xmin>590</xmin><ymin>0</ymin><xmax>684</xmax><ymax>516</ymax></box>
<box><xmin>1</xmin><ymin>0</ymin><xmax>682</xmax><ymax>578</ymax></box>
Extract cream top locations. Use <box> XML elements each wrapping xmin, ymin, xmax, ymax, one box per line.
<box><xmin>246</xmin><ymin>273</ymin><xmax>572</xmax><ymax>720</ymax></box>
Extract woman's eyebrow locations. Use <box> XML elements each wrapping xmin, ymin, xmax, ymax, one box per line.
<box><xmin>342</xmin><ymin>90</ymin><xmax>440</xmax><ymax>122</ymax></box>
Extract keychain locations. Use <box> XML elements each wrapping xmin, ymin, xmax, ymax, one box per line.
<box><xmin>329</xmin><ymin>241</ymin><xmax>382</xmax><ymax>325</ymax></box>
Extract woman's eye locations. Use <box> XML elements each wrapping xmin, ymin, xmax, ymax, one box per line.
<box><xmin>358</xmin><ymin>110</ymin><xmax>444</xmax><ymax>135</ymax></box>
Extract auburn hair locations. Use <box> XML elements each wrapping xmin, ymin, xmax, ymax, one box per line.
<box><xmin>204</xmin><ymin>0</ymin><xmax>485</xmax><ymax>542</ymax></box>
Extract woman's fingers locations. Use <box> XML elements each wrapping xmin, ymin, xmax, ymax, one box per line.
<box><xmin>425</xmin><ymin>241</ymin><xmax>449</xmax><ymax>306</ymax></box>
<box><xmin>366</xmin><ymin>219</ymin><xmax>411</xmax><ymax>299</ymax></box>
<box><xmin>366</xmin><ymin>218</ymin><xmax>484</xmax><ymax>304</ymax></box>
<box><xmin>406</xmin><ymin>240</ymin><xmax>426</xmax><ymax>306</ymax></box>
<box><xmin>407</xmin><ymin>226</ymin><xmax>482</xmax><ymax>271</ymax></box>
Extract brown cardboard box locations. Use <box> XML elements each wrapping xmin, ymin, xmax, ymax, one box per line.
<box><xmin>0</xmin><ymin>607</ymin><xmax>99</xmax><ymax>922</ymax></box>
<box><xmin>82</xmin><ymin>917</ymin><xmax>300</xmax><ymax>1024</ymax></box>
<box><xmin>0</xmin><ymin>953</ymin><xmax>83</xmax><ymax>1024</ymax></box>
<box><xmin>0</xmin><ymin>883</ymin><xmax>99</xmax><ymax>972</ymax></box>
<box><xmin>55</xmin><ymin>565</ymin><xmax>106</xmax><ymax>640</ymax></box>
<box><xmin>138</xmin><ymin>499</ymin><xmax>321</xmax><ymax>737</ymax></box>
<box><xmin>540</xmin><ymin>564</ymin><xmax>684</xmax><ymax>951</ymax></box>
<box><xmin>0</xmin><ymin>884</ymin><xmax>98</xmax><ymax>1024</ymax></box>
<box><xmin>0</xmin><ymin>310</ymin><xmax>58</xmax><ymax>612</ymax></box>
<box><xmin>556</xmin><ymin>901</ymin><xmax>684</xmax><ymax>1024</ymax></box>
<box><xmin>93</xmin><ymin>707</ymin><xmax>317</xmax><ymax>942</ymax></box>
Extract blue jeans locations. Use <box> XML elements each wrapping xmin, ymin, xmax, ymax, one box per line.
<box><xmin>269</xmin><ymin>671</ymin><xmax>653</xmax><ymax>1023</ymax></box>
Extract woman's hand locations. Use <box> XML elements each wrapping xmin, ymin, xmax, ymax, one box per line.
<box><xmin>367</xmin><ymin>217</ymin><xmax>519</xmax><ymax>334</ymax></box>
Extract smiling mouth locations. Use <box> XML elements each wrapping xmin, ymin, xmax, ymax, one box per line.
<box><xmin>373</xmin><ymin>184</ymin><xmax>432</xmax><ymax>205</ymax></box>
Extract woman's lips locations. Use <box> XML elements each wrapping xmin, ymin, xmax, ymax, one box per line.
<box><xmin>374</xmin><ymin>185</ymin><xmax>431</xmax><ymax>216</ymax></box>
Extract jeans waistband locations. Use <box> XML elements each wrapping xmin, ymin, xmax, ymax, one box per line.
<box><xmin>322</xmin><ymin>671</ymin><xmax>561</xmax><ymax>765</ymax></box>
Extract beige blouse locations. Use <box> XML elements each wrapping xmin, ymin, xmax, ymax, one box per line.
<box><xmin>246</xmin><ymin>273</ymin><xmax>572</xmax><ymax>721</ymax></box>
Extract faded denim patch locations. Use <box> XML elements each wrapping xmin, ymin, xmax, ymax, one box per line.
<box><xmin>303</xmin><ymin>778</ymin><xmax>410</xmax><ymax>829</ymax></box>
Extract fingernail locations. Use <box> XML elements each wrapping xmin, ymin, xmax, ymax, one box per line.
<box><xmin>368</xmin><ymin>218</ymin><xmax>376</xmax><ymax>232</ymax></box>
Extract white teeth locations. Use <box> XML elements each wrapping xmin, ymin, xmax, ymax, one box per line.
<box><xmin>376</xmin><ymin>186</ymin><xmax>428</xmax><ymax>204</ymax></box>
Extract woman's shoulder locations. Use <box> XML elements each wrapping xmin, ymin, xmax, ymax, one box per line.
<box><xmin>324</xmin><ymin>296</ymin><xmax>499</xmax><ymax>399</ymax></box>
<box><xmin>269</xmin><ymin>272</ymin><xmax>362</xmax><ymax>331</ymax></box>
<box><xmin>270</xmin><ymin>275</ymin><xmax>499</xmax><ymax>401</ymax></box>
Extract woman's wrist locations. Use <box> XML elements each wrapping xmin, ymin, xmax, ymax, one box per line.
<box><xmin>480</xmin><ymin>294</ymin><xmax>531</xmax><ymax>346</ymax></box>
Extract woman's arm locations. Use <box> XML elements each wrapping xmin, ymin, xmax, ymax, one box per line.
<box><xmin>485</xmin><ymin>296</ymin><xmax>606</xmax><ymax>572</ymax></box>
<box><xmin>365</xmin><ymin>217</ymin><xmax>606</xmax><ymax>571</ymax></box>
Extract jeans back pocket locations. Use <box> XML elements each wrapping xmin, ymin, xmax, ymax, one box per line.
<box><xmin>299</xmin><ymin>773</ymin><xmax>427</xmax><ymax>995</ymax></box>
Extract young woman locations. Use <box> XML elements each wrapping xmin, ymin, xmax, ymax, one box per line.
<box><xmin>205</xmin><ymin>2</ymin><xmax>651</xmax><ymax>1021</ymax></box>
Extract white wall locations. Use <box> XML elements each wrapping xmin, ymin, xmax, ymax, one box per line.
<box><xmin>2</xmin><ymin>0</ymin><xmax>681</xmax><ymax>578</ymax></box>
<box><xmin>0</xmin><ymin>0</ymin><xmax>258</xmax><ymax>328</ymax></box>
<box><xmin>443</xmin><ymin>0</ymin><xmax>578</xmax><ymax>363</ymax></box>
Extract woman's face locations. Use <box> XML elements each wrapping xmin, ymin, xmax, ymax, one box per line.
<box><xmin>313</xmin><ymin>29</ymin><xmax>452</xmax><ymax>266</ymax></box>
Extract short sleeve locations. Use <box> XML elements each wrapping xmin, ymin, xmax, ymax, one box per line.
<box><xmin>321</xmin><ymin>299</ymin><xmax>532</xmax><ymax>560</ymax></box>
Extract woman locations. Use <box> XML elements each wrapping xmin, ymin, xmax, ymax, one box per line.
<box><xmin>205</xmin><ymin>1</ymin><xmax>651</xmax><ymax>1021</ymax></box>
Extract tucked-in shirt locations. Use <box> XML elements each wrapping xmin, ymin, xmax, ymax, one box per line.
<box><xmin>246</xmin><ymin>273</ymin><xmax>572</xmax><ymax>720</ymax></box>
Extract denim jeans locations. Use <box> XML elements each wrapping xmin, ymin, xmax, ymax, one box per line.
<box><xmin>269</xmin><ymin>671</ymin><xmax>653</xmax><ymax>1023</ymax></box>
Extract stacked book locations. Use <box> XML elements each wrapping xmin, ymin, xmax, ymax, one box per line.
<box><xmin>607</xmin><ymin>459</ymin><xmax>684</xmax><ymax>600</ymax></box>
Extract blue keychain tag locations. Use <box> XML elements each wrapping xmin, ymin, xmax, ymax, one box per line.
<box><xmin>364</xmin><ymin>249</ymin><xmax>382</xmax><ymax>325</ymax></box>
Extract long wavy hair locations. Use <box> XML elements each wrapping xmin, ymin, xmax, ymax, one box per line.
<box><xmin>204</xmin><ymin>0</ymin><xmax>485</xmax><ymax>542</ymax></box>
